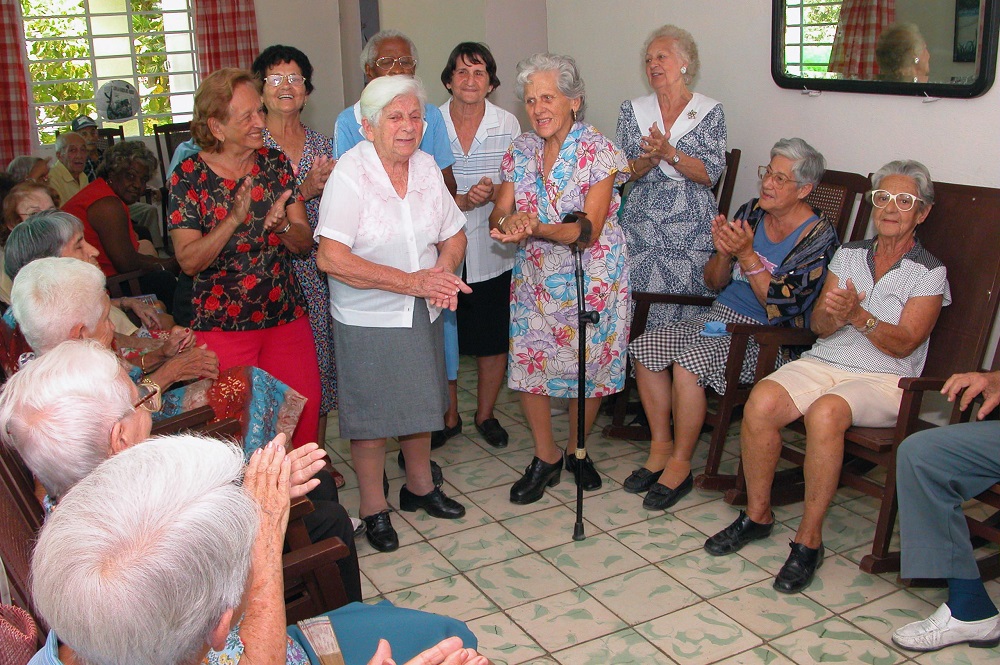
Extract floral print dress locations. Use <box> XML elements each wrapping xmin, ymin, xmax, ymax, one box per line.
<box><xmin>501</xmin><ymin>122</ymin><xmax>630</xmax><ymax>397</ymax></box>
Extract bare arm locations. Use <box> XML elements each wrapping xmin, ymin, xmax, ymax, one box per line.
<box><xmin>87</xmin><ymin>197</ymin><xmax>178</xmax><ymax>274</ymax></box>
<box><xmin>266</xmin><ymin>197</ymin><xmax>313</xmax><ymax>255</ymax></box>
<box><xmin>492</xmin><ymin>175</ymin><xmax>616</xmax><ymax>247</ymax></box>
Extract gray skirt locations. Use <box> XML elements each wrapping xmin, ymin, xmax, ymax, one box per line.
<box><xmin>332</xmin><ymin>298</ymin><xmax>448</xmax><ymax>440</ymax></box>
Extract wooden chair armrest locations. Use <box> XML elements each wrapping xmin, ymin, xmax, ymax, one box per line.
<box><xmin>282</xmin><ymin>538</ymin><xmax>351</xmax><ymax>579</ymax></box>
<box><xmin>897</xmin><ymin>376</ymin><xmax>947</xmax><ymax>393</ymax></box>
<box><xmin>150</xmin><ymin>404</ymin><xmax>216</xmax><ymax>435</ymax></box>
<box><xmin>289</xmin><ymin>495</ymin><xmax>315</xmax><ymax>522</ymax></box>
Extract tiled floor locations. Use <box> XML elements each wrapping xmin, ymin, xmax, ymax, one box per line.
<box><xmin>324</xmin><ymin>357</ymin><xmax>1000</xmax><ymax>665</ymax></box>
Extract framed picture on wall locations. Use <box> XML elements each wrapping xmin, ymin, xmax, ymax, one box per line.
<box><xmin>955</xmin><ymin>0</ymin><xmax>980</xmax><ymax>62</ymax></box>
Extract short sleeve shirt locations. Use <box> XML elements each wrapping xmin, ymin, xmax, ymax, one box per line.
<box><xmin>167</xmin><ymin>148</ymin><xmax>306</xmax><ymax>331</ymax></box>
<box><xmin>804</xmin><ymin>238</ymin><xmax>951</xmax><ymax>376</ymax></box>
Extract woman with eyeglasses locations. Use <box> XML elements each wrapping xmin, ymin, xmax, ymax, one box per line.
<box><xmin>704</xmin><ymin>159</ymin><xmax>949</xmax><ymax>595</ymax></box>
<box><xmin>168</xmin><ymin>67</ymin><xmax>322</xmax><ymax>451</ymax></box>
<box><xmin>626</xmin><ymin>138</ymin><xmax>838</xmax><ymax>508</ymax></box>
<box><xmin>252</xmin><ymin>45</ymin><xmax>341</xmax><ymax>450</ymax></box>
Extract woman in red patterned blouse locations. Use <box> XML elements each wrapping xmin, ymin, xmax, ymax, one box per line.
<box><xmin>167</xmin><ymin>68</ymin><xmax>322</xmax><ymax>448</ymax></box>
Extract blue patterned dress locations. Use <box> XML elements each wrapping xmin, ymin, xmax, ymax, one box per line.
<box><xmin>501</xmin><ymin>123</ymin><xmax>630</xmax><ymax>397</ymax></box>
<box><xmin>263</xmin><ymin>125</ymin><xmax>338</xmax><ymax>413</ymax></box>
<box><xmin>616</xmin><ymin>100</ymin><xmax>727</xmax><ymax>329</ymax></box>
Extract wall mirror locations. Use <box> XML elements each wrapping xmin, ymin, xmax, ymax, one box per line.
<box><xmin>772</xmin><ymin>0</ymin><xmax>1000</xmax><ymax>98</ymax></box>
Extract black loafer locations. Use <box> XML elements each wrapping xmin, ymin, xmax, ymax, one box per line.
<box><xmin>704</xmin><ymin>511</ymin><xmax>774</xmax><ymax>556</ymax></box>
<box><xmin>431</xmin><ymin>416</ymin><xmax>463</xmax><ymax>449</ymax></box>
<box><xmin>475</xmin><ymin>417</ymin><xmax>509</xmax><ymax>448</ymax></box>
<box><xmin>396</xmin><ymin>451</ymin><xmax>444</xmax><ymax>487</ymax></box>
<box><xmin>623</xmin><ymin>467</ymin><xmax>663</xmax><ymax>494</ymax></box>
<box><xmin>773</xmin><ymin>541</ymin><xmax>824</xmax><ymax>594</ymax></box>
<box><xmin>399</xmin><ymin>485</ymin><xmax>466</xmax><ymax>519</ymax></box>
<box><xmin>642</xmin><ymin>473</ymin><xmax>693</xmax><ymax>510</ymax></box>
<box><xmin>362</xmin><ymin>509</ymin><xmax>398</xmax><ymax>552</ymax></box>
<box><xmin>510</xmin><ymin>456</ymin><xmax>562</xmax><ymax>505</ymax></box>
<box><xmin>564</xmin><ymin>452</ymin><xmax>602</xmax><ymax>491</ymax></box>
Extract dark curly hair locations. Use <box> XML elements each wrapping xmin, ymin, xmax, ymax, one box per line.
<box><xmin>440</xmin><ymin>42</ymin><xmax>501</xmax><ymax>94</ymax></box>
<box><xmin>253</xmin><ymin>45</ymin><xmax>315</xmax><ymax>95</ymax></box>
<box><xmin>95</xmin><ymin>140</ymin><xmax>158</xmax><ymax>181</ymax></box>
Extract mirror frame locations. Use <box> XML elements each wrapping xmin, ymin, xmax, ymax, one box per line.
<box><xmin>771</xmin><ymin>0</ymin><xmax>1000</xmax><ymax>98</ymax></box>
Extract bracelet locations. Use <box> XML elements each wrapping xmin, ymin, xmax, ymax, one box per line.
<box><xmin>496</xmin><ymin>215</ymin><xmax>508</xmax><ymax>232</ymax></box>
<box><xmin>740</xmin><ymin>258</ymin><xmax>762</xmax><ymax>273</ymax></box>
<box><xmin>745</xmin><ymin>266</ymin><xmax>768</xmax><ymax>276</ymax></box>
<box><xmin>275</xmin><ymin>220</ymin><xmax>292</xmax><ymax>235</ymax></box>
<box><xmin>139</xmin><ymin>352</ymin><xmax>165</xmax><ymax>376</ymax></box>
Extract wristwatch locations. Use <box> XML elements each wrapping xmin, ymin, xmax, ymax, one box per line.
<box><xmin>670</xmin><ymin>152</ymin><xmax>681</xmax><ymax>165</ymax></box>
<box><xmin>861</xmin><ymin>316</ymin><xmax>879</xmax><ymax>335</ymax></box>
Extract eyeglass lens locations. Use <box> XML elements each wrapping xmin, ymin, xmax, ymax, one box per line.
<box><xmin>375</xmin><ymin>56</ymin><xmax>416</xmax><ymax>70</ymax></box>
<box><xmin>871</xmin><ymin>190</ymin><xmax>917</xmax><ymax>211</ymax></box>
<box><xmin>265</xmin><ymin>74</ymin><xmax>306</xmax><ymax>87</ymax></box>
<box><xmin>758</xmin><ymin>165</ymin><xmax>791</xmax><ymax>186</ymax></box>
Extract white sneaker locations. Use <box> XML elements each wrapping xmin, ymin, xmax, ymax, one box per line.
<box><xmin>892</xmin><ymin>603</ymin><xmax>1000</xmax><ymax>651</ymax></box>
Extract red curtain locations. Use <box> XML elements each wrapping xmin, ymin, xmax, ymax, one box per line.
<box><xmin>829</xmin><ymin>0</ymin><xmax>896</xmax><ymax>79</ymax></box>
<box><xmin>193</xmin><ymin>0</ymin><xmax>260</xmax><ymax>74</ymax></box>
<box><xmin>2</xmin><ymin>0</ymin><xmax>33</xmax><ymax>164</ymax></box>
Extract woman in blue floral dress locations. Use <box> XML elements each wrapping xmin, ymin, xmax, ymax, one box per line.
<box><xmin>491</xmin><ymin>53</ymin><xmax>629</xmax><ymax>506</ymax></box>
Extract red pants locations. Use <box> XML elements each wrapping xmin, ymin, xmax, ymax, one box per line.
<box><xmin>196</xmin><ymin>315</ymin><xmax>321</xmax><ymax>448</ymax></box>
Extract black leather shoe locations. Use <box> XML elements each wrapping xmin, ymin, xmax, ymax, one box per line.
<box><xmin>362</xmin><ymin>510</ymin><xmax>398</xmax><ymax>552</ymax></box>
<box><xmin>623</xmin><ymin>467</ymin><xmax>663</xmax><ymax>494</ymax></box>
<box><xmin>773</xmin><ymin>541</ymin><xmax>824</xmax><ymax>594</ymax></box>
<box><xmin>431</xmin><ymin>416</ymin><xmax>463</xmax><ymax>449</ymax></box>
<box><xmin>565</xmin><ymin>452</ymin><xmax>602</xmax><ymax>491</ymax></box>
<box><xmin>399</xmin><ymin>485</ymin><xmax>466</xmax><ymax>519</ymax></box>
<box><xmin>510</xmin><ymin>456</ymin><xmax>562</xmax><ymax>505</ymax></box>
<box><xmin>396</xmin><ymin>451</ymin><xmax>444</xmax><ymax>487</ymax></box>
<box><xmin>704</xmin><ymin>511</ymin><xmax>774</xmax><ymax>556</ymax></box>
<box><xmin>475</xmin><ymin>416</ymin><xmax>509</xmax><ymax>448</ymax></box>
<box><xmin>383</xmin><ymin>471</ymin><xmax>389</xmax><ymax>498</ymax></box>
<box><xmin>642</xmin><ymin>473</ymin><xmax>693</xmax><ymax>510</ymax></box>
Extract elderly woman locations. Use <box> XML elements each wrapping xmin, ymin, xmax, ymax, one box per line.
<box><xmin>489</xmin><ymin>53</ymin><xmax>629</xmax><ymax>505</ymax></box>
<box><xmin>21</xmin><ymin>422</ymin><xmax>480</xmax><ymax>664</ymax></box>
<box><xmin>876</xmin><ymin>22</ymin><xmax>931</xmax><ymax>83</ymax></box>
<box><xmin>705</xmin><ymin>160</ymin><xmax>949</xmax><ymax>594</ymax></box>
<box><xmin>316</xmin><ymin>75</ymin><xmax>469</xmax><ymax>552</ymax></box>
<box><xmin>440</xmin><ymin>42</ymin><xmax>521</xmax><ymax>449</ymax></box>
<box><xmin>627</xmin><ymin>138</ymin><xmax>838</xmax><ymax>508</ymax></box>
<box><xmin>617</xmin><ymin>25</ymin><xmax>726</xmax><ymax>328</ymax></box>
<box><xmin>6</xmin><ymin>155</ymin><xmax>50</xmax><ymax>183</ymax></box>
<box><xmin>1</xmin><ymin>181</ymin><xmax>60</xmax><ymax>304</ymax></box>
<box><xmin>168</xmin><ymin>67</ymin><xmax>321</xmax><ymax>449</ymax></box>
<box><xmin>252</xmin><ymin>45</ymin><xmax>340</xmax><ymax>429</ymax></box>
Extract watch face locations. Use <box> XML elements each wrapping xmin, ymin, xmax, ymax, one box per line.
<box><xmin>671</xmin><ymin>154</ymin><xmax>680</xmax><ymax>164</ymax></box>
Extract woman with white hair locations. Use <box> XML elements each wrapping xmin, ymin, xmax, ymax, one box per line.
<box><xmin>617</xmin><ymin>24</ymin><xmax>727</xmax><ymax>329</ymax></box>
<box><xmin>489</xmin><ymin>53</ymin><xmax>629</xmax><ymax>506</ymax></box>
<box><xmin>626</xmin><ymin>138</ymin><xmax>837</xmax><ymax>507</ymax></box>
<box><xmin>316</xmin><ymin>75</ymin><xmax>470</xmax><ymax>552</ymax></box>
<box><xmin>5</xmin><ymin>155</ymin><xmax>49</xmax><ymax>184</ymax></box>
<box><xmin>876</xmin><ymin>22</ymin><xmax>931</xmax><ymax>83</ymax></box>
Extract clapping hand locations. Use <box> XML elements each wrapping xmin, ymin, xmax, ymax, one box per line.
<box><xmin>820</xmin><ymin>277</ymin><xmax>866</xmax><ymax>329</ymax></box>
<box><xmin>710</xmin><ymin>214</ymin><xmax>754</xmax><ymax>258</ymax></box>
<box><xmin>412</xmin><ymin>267</ymin><xmax>472</xmax><ymax>312</ymax></box>
<box><xmin>263</xmin><ymin>190</ymin><xmax>294</xmax><ymax>233</ymax></box>
<box><xmin>640</xmin><ymin>122</ymin><xmax>671</xmax><ymax>163</ymax></box>
<box><xmin>229</xmin><ymin>177</ymin><xmax>253</xmax><ymax>225</ymax></box>
<box><xmin>367</xmin><ymin>636</ymin><xmax>490</xmax><ymax>665</ymax></box>
<box><xmin>490</xmin><ymin>211</ymin><xmax>537</xmax><ymax>244</ymax></box>
<box><xmin>465</xmin><ymin>177</ymin><xmax>494</xmax><ymax>209</ymax></box>
<box><xmin>301</xmin><ymin>156</ymin><xmax>336</xmax><ymax>200</ymax></box>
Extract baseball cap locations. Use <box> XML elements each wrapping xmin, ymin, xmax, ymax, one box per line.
<box><xmin>71</xmin><ymin>115</ymin><xmax>98</xmax><ymax>132</ymax></box>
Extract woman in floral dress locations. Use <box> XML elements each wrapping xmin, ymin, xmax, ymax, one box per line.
<box><xmin>491</xmin><ymin>53</ymin><xmax>629</xmax><ymax>506</ymax></box>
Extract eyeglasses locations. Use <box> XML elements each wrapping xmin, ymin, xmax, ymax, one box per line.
<box><xmin>374</xmin><ymin>56</ymin><xmax>417</xmax><ymax>71</ymax></box>
<box><xmin>757</xmin><ymin>165</ymin><xmax>800</xmax><ymax>188</ymax></box>
<box><xmin>132</xmin><ymin>382</ymin><xmax>161</xmax><ymax>412</ymax></box>
<box><xmin>264</xmin><ymin>74</ymin><xmax>307</xmax><ymax>87</ymax></box>
<box><xmin>870</xmin><ymin>189</ymin><xmax>923</xmax><ymax>212</ymax></box>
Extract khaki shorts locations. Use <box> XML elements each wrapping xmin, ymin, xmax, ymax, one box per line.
<box><xmin>765</xmin><ymin>357</ymin><xmax>903</xmax><ymax>428</ymax></box>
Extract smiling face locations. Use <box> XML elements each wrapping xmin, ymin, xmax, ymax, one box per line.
<box><xmin>872</xmin><ymin>174</ymin><xmax>929</xmax><ymax>242</ymax></box>
<box><xmin>363</xmin><ymin>93</ymin><xmax>424</xmax><ymax>164</ymax></box>
<box><xmin>448</xmin><ymin>55</ymin><xmax>492</xmax><ymax>106</ymax></box>
<box><xmin>645</xmin><ymin>37</ymin><xmax>687</xmax><ymax>91</ymax></box>
<box><xmin>58</xmin><ymin>134</ymin><xmax>88</xmax><ymax>177</ymax></box>
<box><xmin>106</xmin><ymin>160</ymin><xmax>151</xmax><ymax>205</ymax></box>
<box><xmin>262</xmin><ymin>60</ymin><xmax>307</xmax><ymax>116</ymax></box>
<box><xmin>211</xmin><ymin>82</ymin><xmax>266</xmax><ymax>153</ymax></box>
<box><xmin>60</xmin><ymin>230</ymin><xmax>101</xmax><ymax>268</ymax></box>
<box><xmin>523</xmin><ymin>70</ymin><xmax>579</xmax><ymax>141</ymax></box>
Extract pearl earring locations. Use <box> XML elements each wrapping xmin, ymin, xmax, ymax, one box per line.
<box><xmin>914</xmin><ymin>57</ymin><xmax>920</xmax><ymax>64</ymax></box>
<box><xmin>680</xmin><ymin>66</ymin><xmax>687</xmax><ymax>74</ymax></box>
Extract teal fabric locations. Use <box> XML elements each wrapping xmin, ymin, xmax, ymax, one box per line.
<box><xmin>287</xmin><ymin>600</ymin><xmax>477</xmax><ymax>665</ymax></box>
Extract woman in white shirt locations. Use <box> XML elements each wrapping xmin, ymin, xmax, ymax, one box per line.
<box><xmin>439</xmin><ymin>42</ymin><xmax>521</xmax><ymax>449</ymax></box>
<box><xmin>316</xmin><ymin>75</ymin><xmax>471</xmax><ymax>552</ymax></box>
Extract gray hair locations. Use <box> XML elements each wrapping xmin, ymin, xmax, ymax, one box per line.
<box><xmin>771</xmin><ymin>137</ymin><xmax>826</xmax><ymax>187</ymax></box>
<box><xmin>360</xmin><ymin>29</ymin><xmax>419</xmax><ymax>72</ymax></box>
<box><xmin>0</xmin><ymin>339</ymin><xmax>132</xmax><ymax>499</ymax></box>
<box><xmin>514</xmin><ymin>53</ymin><xmax>587</xmax><ymax>121</ymax></box>
<box><xmin>6</xmin><ymin>156</ymin><xmax>46</xmax><ymax>183</ymax></box>
<box><xmin>643</xmin><ymin>24</ymin><xmax>700</xmax><ymax>86</ymax></box>
<box><xmin>4</xmin><ymin>210</ymin><xmax>83</xmax><ymax>279</ymax></box>
<box><xmin>876</xmin><ymin>23</ymin><xmax>926</xmax><ymax>81</ymax></box>
<box><xmin>31</xmin><ymin>434</ymin><xmax>257</xmax><ymax>665</ymax></box>
<box><xmin>872</xmin><ymin>159</ymin><xmax>935</xmax><ymax>206</ymax></box>
<box><xmin>359</xmin><ymin>75</ymin><xmax>427</xmax><ymax>127</ymax></box>
<box><xmin>54</xmin><ymin>131</ymin><xmax>84</xmax><ymax>157</ymax></box>
<box><xmin>11</xmin><ymin>256</ymin><xmax>106</xmax><ymax>354</ymax></box>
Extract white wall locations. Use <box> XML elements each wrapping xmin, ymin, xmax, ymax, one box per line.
<box><xmin>546</xmin><ymin>0</ymin><xmax>1000</xmax><ymax>208</ymax></box>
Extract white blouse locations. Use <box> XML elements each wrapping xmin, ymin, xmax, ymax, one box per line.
<box><xmin>315</xmin><ymin>141</ymin><xmax>465</xmax><ymax>328</ymax></box>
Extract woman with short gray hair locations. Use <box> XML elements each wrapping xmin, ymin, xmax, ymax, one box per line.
<box><xmin>490</xmin><ymin>53</ymin><xmax>630</xmax><ymax>505</ymax></box>
<box><xmin>6</xmin><ymin>155</ymin><xmax>49</xmax><ymax>184</ymax></box>
<box><xmin>316</xmin><ymin>75</ymin><xmax>470</xmax><ymax>551</ymax></box>
<box><xmin>617</xmin><ymin>24</ymin><xmax>727</xmax><ymax>331</ymax></box>
<box><xmin>627</xmin><ymin>138</ymin><xmax>838</xmax><ymax>507</ymax></box>
<box><xmin>876</xmin><ymin>22</ymin><xmax>930</xmax><ymax>83</ymax></box>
